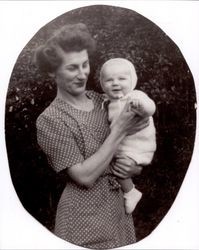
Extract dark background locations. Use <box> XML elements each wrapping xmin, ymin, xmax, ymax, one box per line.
<box><xmin>5</xmin><ymin>5</ymin><xmax>196</xmax><ymax>241</ymax></box>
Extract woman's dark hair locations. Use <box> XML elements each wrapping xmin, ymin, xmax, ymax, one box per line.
<box><xmin>34</xmin><ymin>23</ymin><xmax>96</xmax><ymax>74</ymax></box>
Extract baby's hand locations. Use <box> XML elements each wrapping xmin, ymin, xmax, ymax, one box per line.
<box><xmin>129</xmin><ymin>99</ymin><xmax>144</xmax><ymax>114</ymax></box>
<box><xmin>130</xmin><ymin>99</ymin><xmax>140</xmax><ymax>109</ymax></box>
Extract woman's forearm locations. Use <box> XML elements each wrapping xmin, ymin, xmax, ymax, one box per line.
<box><xmin>67</xmin><ymin>128</ymin><xmax>125</xmax><ymax>187</ymax></box>
<box><xmin>67</xmin><ymin>98</ymin><xmax>148</xmax><ymax>187</ymax></box>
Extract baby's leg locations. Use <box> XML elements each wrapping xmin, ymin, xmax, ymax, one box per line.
<box><xmin>118</xmin><ymin>178</ymin><xmax>142</xmax><ymax>214</ymax></box>
<box><xmin>118</xmin><ymin>177</ymin><xmax>134</xmax><ymax>193</ymax></box>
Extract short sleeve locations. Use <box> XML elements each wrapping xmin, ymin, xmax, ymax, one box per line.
<box><xmin>131</xmin><ymin>90</ymin><xmax>151</xmax><ymax>102</ymax></box>
<box><xmin>36</xmin><ymin>113</ymin><xmax>84</xmax><ymax>173</ymax></box>
<box><xmin>131</xmin><ymin>90</ymin><xmax>156</xmax><ymax>115</ymax></box>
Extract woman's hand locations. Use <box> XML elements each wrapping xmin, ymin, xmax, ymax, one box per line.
<box><xmin>111</xmin><ymin>155</ymin><xmax>143</xmax><ymax>179</ymax></box>
<box><xmin>111</xmin><ymin>98</ymin><xmax>149</xmax><ymax>137</ymax></box>
<box><xmin>127</xmin><ymin>115</ymin><xmax>149</xmax><ymax>136</ymax></box>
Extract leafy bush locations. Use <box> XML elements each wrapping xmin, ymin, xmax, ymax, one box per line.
<box><xmin>5</xmin><ymin>5</ymin><xmax>196</xmax><ymax>241</ymax></box>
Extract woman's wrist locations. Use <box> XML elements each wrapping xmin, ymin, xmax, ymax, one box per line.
<box><xmin>109</xmin><ymin>125</ymin><xmax>126</xmax><ymax>147</ymax></box>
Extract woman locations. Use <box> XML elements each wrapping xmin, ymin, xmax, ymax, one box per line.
<box><xmin>35</xmin><ymin>23</ymin><xmax>147</xmax><ymax>249</ymax></box>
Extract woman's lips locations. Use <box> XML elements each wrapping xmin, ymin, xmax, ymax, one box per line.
<box><xmin>74</xmin><ymin>81</ymin><xmax>85</xmax><ymax>87</ymax></box>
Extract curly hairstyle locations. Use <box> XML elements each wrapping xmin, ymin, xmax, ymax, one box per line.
<box><xmin>34</xmin><ymin>23</ymin><xmax>96</xmax><ymax>74</ymax></box>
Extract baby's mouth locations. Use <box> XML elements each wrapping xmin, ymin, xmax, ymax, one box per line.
<box><xmin>112</xmin><ymin>89</ymin><xmax>121</xmax><ymax>92</ymax></box>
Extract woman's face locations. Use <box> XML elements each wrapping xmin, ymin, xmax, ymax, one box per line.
<box><xmin>55</xmin><ymin>49</ymin><xmax>90</xmax><ymax>97</ymax></box>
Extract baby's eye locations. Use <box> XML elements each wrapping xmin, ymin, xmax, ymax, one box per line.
<box><xmin>119</xmin><ymin>77</ymin><xmax>126</xmax><ymax>80</ymax></box>
<box><xmin>105</xmin><ymin>79</ymin><xmax>112</xmax><ymax>83</ymax></box>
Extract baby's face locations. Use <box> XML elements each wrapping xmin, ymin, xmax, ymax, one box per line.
<box><xmin>101</xmin><ymin>63</ymin><xmax>132</xmax><ymax>99</ymax></box>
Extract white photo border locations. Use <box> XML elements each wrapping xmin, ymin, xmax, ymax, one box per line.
<box><xmin>1</xmin><ymin>1</ymin><xmax>199</xmax><ymax>249</ymax></box>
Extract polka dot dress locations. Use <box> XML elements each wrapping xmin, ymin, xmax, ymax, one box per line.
<box><xmin>36</xmin><ymin>91</ymin><xmax>136</xmax><ymax>249</ymax></box>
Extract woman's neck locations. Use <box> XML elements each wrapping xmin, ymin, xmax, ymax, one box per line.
<box><xmin>56</xmin><ymin>89</ymin><xmax>94</xmax><ymax>111</ymax></box>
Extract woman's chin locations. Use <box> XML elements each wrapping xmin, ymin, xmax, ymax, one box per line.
<box><xmin>73</xmin><ymin>86</ymin><xmax>86</xmax><ymax>96</ymax></box>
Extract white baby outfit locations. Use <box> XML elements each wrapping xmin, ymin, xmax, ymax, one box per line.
<box><xmin>107</xmin><ymin>90</ymin><xmax>156</xmax><ymax>165</ymax></box>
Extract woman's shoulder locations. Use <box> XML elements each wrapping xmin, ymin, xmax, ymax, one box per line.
<box><xmin>36</xmin><ymin>98</ymin><xmax>64</xmax><ymax>125</ymax></box>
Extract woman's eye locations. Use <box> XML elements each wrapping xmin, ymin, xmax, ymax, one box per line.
<box><xmin>83</xmin><ymin>62</ymin><xmax>89</xmax><ymax>68</ymax></box>
<box><xmin>66</xmin><ymin>66</ymin><xmax>76</xmax><ymax>71</ymax></box>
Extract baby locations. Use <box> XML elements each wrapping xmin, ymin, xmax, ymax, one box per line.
<box><xmin>100</xmin><ymin>58</ymin><xmax>156</xmax><ymax>214</ymax></box>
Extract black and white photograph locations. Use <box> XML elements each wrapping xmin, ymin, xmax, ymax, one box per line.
<box><xmin>1</xmin><ymin>1</ymin><xmax>199</xmax><ymax>249</ymax></box>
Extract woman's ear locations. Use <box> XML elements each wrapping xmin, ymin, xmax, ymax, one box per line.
<box><xmin>48</xmin><ymin>72</ymin><xmax>55</xmax><ymax>78</ymax></box>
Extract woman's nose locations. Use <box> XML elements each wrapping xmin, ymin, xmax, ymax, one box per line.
<box><xmin>77</xmin><ymin>68</ymin><xmax>87</xmax><ymax>80</ymax></box>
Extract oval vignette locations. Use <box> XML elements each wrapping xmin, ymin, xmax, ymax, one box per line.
<box><xmin>5</xmin><ymin>4</ymin><xmax>196</xmax><ymax>244</ymax></box>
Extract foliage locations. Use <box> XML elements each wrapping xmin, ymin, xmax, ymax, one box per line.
<box><xmin>5</xmin><ymin>5</ymin><xmax>196</xmax><ymax>241</ymax></box>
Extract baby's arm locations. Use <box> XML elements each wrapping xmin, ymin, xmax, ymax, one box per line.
<box><xmin>130</xmin><ymin>90</ymin><xmax>156</xmax><ymax>117</ymax></box>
